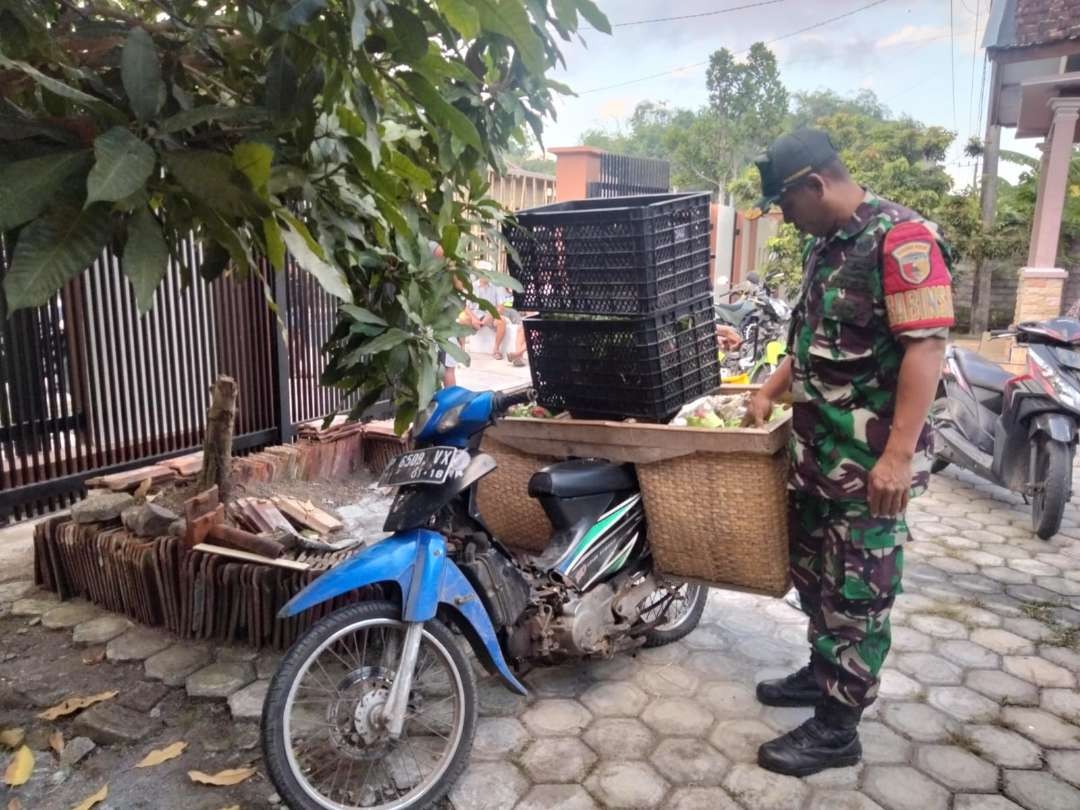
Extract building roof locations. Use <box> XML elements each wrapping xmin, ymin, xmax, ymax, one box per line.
<box><xmin>984</xmin><ymin>0</ymin><xmax>1080</xmax><ymax>50</ymax></box>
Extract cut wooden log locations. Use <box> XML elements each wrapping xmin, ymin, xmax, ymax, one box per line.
<box><xmin>192</xmin><ymin>544</ymin><xmax>311</xmax><ymax>571</ymax></box>
<box><xmin>101</xmin><ymin>465</ymin><xmax>177</xmax><ymax>492</ymax></box>
<box><xmin>234</xmin><ymin>497</ymin><xmax>299</xmax><ymax>538</ymax></box>
<box><xmin>163</xmin><ymin>452</ymin><xmax>203</xmax><ymax>477</ymax></box>
<box><xmin>210</xmin><ymin>525</ymin><xmax>284</xmax><ymax>559</ymax></box>
<box><xmin>273</xmin><ymin>496</ymin><xmax>344</xmax><ymax>535</ymax></box>
<box><xmin>198</xmin><ymin>375</ymin><xmax>238</xmax><ymax>500</ymax></box>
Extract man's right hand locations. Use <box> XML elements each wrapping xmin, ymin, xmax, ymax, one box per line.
<box><xmin>743</xmin><ymin>390</ymin><xmax>774</xmax><ymax>427</ymax></box>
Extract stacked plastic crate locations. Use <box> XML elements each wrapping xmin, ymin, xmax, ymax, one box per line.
<box><xmin>506</xmin><ymin>192</ymin><xmax>720</xmax><ymax>422</ymax></box>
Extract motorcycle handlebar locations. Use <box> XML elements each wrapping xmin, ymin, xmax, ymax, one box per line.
<box><xmin>493</xmin><ymin>387</ymin><xmax>534</xmax><ymax>413</ymax></box>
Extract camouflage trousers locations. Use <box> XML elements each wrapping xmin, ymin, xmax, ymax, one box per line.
<box><xmin>789</xmin><ymin>491</ymin><xmax>907</xmax><ymax>709</ymax></box>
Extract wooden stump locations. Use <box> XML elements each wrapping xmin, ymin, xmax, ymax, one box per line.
<box><xmin>198</xmin><ymin>375</ymin><xmax>238</xmax><ymax>501</ymax></box>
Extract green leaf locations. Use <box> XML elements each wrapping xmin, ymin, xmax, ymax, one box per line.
<box><xmin>0</xmin><ymin>56</ymin><xmax>124</xmax><ymax>120</ymax></box>
<box><xmin>0</xmin><ymin>150</ymin><xmax>91</xmax><ymax>231</ymax></box>
<box><xmin>3</xmin><ymin>202</ymin><xmax>111</xmax><ymax>311</ymax></box>
<box><xmin>265</xmin><ymin>47</ymin><xmax>298</xmax><ymax>122</ymax></box>
<box><xmin>441</xmin><ymin>223</ymin><xmax>460</xmax><ymax>255</ymax></box>
<box><xmin>416</xmin><ymin>350</ymin><xmax>436</xmax><ymax>413</ymax></box>
<box><xmin>472</xmin><ymin>0</ymin><xmax>547</xmax><ymax>73</ymax></box>
<box><xmin>278</xmin><ymin>211</ymin><xmax>327</xmax><ymax>260</ymax></box>
<box><xmin>86</xmin><ymin>127</ymin><xmax>156</xmax><ymax>205</ymax></box>
<box><xmin>342</xmin><ymin>305</ymin><xmax>388</xmax><ymax>326</ymax></box>
<box><xmin>157</xmin><ymin>105</ymin><xmax>264</xmax><ymax>135</ymax></box>
<box><xmin>280</xmin><ymin>222</ymin><xmax>353</xmax><ymax>303</ymax></box>
<box><xmin>233</xmin><ymin>142</ymin><xmax>273</xmax><ymax>192</ymax></box>
<box><xmin>389</xmin><ymin>150</ymin><xmax>434</xmax><ymax>190</ymax></box>
<box><xmin>437</xmin><ymin>338</ymin><xmax>470</xmax><ymax>366</ymax></box>
<box><xmin>164</xmin><ymin>150</ymin><xmax>269</xmax><ymax>219</ymax></box>
<box><xmin>351</xmin><ymin>0</ymin><xmax>372</xmax><ymax>48</ymax></box>
<box><xmin>439</xmin><ymin>0</ymin><xmax>480</xmax><ymax>38</ymax></box>
<box><xmin>358</xmin><ymin>327</ymin><xmax>412</xmax><ymax>356</ymax></box>
<box><xmin>123</xmin><ymin>206</ymin><xmax>169</xmax><ymax>313</ymax></box>
<box><xmin>474</xmin><ymin>267</ymin><xmax>523</xmax><ymax>292</ymax></box>
<box><xmin>551</xmin><ymin>0</ymin><xmax>579</xmax><ymax>31</ymax></box>
<box><xmin>574</xmin><ymin>0</ymin><xmax>611</xmax><ymax>34</ymax></box>
<box><xmin>121</xmin><ymin>27</ymin><xmax>163</xmax><ymax>122</ymax></box>
<box><xmin>394</xmin><ymin>402</ymin><xmax>417</xmax><ymax>436</ymax></box>
<box><xmin>387</xmin><ymin>5</ymin><xmax>429</xmax><ymax>62</ymax></box>
<box><xmin>400</xmin><ymin>72</ymin><xmax>483</xmax><ymax>153</ymax></box>
<box><xmin>273</xmin><ymin>0</ymin><xmax>328</xmax><ymax>30</ymax></box>
<box><xmin>263</xmin><ymin>216</ymin><xmax>286</xmax><ymax>271</ymax></box>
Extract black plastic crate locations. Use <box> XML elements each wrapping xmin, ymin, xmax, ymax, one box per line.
<box><xmin>507</xmin><ymin>192</ymin><xmax>712</xmax><ymax>316</ymax></box>
<box><xmin>523</xmin><ymin>294</ymin><xmax>720</xmax><ymax>422</ymax></box>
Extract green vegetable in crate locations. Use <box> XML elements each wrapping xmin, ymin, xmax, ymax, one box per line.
<box><xmin>507</xmin><ymin>403</ymin><xmax>554</xmax><ymax>419</ymax></box>
<box><xmin>671</xmin><ymin>393</ymin><xmax>787</xmax><ymax>428</ymax></box>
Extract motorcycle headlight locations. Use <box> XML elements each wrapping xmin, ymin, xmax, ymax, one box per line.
<box><xmin>411</xmin><ymin>401</ymin><xmax>439</xmax><ymax>440</ymax></box>
<box><xmin>436</xmin><ymin>403</ymin><xmax>467</xmax><ymax>433</ymax></box>
<box><xmin>1030</xmin><ymin>350</ymin><xmax>1080</xmax><ymax>412</ymax></box>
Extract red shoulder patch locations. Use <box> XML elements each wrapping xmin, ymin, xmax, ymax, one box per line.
<box><xmin>882</xmin><ymin>221</ymin><xmax>955</xmax><ymax>333</ymax></box>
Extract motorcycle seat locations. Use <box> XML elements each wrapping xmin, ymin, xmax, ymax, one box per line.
<box><xmin>953</xmin><ymin>348</ymin><xmax>1013</xmax><ymax>392</ymax></box>
<box><xmin>529</xmin><ymin>459</ymin><xmax>637</xmax><ymax>499</ymax></box>
<box><xmin>715</xmin><ymin>300</ymin><xmax>755</xmax><ymax>324</ymax></box>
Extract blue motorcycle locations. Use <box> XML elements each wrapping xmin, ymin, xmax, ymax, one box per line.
<box><xmin>261</xmin><ymin>386</ymin><xmax>708</xmax><ymax>809</ymax></box>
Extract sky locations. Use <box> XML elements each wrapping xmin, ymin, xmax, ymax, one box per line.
<box><xmin>540</xmin><ymin>0</ymin><xmax>1037</xmax><ymax>189</ymax></box>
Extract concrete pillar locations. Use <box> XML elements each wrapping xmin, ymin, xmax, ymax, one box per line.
<box><xmin>550</xmin><ymin>147</ymin><xmax>605</xmax><ymax>202</ymax></box>
<box><xmin>1014</xmin><ymin>97</ymin><xmax>1080</xmax><ymax>324</ymax></box>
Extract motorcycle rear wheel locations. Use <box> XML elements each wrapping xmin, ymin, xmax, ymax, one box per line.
<box><xmin>1032</xmin><ymin>438</ymin><xmax>1072</xmax><ymax>541</ymax></box>
<box><xmin>262</xmin><ymin>601</ymin><xmax>476</xmax><ymax>810</ymax></box>
<box><xmin>640</xmin><ymin>583</ymin><xmax>707</xmax><ymax>647</ymax></box>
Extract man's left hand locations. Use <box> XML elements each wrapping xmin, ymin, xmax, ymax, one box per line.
<box><xmin>868</xmin><ymin>449</ymin><xmax>912</xmax><ymax>518</ymax></box>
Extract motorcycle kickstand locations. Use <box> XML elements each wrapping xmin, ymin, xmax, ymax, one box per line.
<box><xmin>382</xmin><ymin>621</ymin><xmax>424</xmax><ymax>739</ymax></box>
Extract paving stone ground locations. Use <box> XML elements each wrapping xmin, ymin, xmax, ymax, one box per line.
<box><xmin>1</xmin><ymin>463</ymin><xmax>1079</xmax><ymax>808</ymax></box>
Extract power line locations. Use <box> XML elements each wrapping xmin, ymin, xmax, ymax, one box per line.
<box><xmin>586</xmin><ymin>1</ymin><xmax>786</xmax><ymax>30</ymax></box>
<box><xmin>949</xmin><ymin>0</ymin><xmax>959</xmax><ymax>133</ymax></box>
<box><xmin>967</xmin><ymin>0</ymin><xmax>982</xmax><ymax>139</ymax></box>
<box><xmin>579</xmin><ymin>0</ymin><xmax>893</xmax><ymax>94</ymax></box>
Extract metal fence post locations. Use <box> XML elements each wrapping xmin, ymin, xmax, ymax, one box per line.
<box><xmin>272</xmin><ymin>266</ymin><xmax>293</xmax><ymax>444</ymax></box>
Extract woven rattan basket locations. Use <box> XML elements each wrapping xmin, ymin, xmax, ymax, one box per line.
<box><xmin>485</xmin><ymin>398</ymin><xmax>791</xmax><ymax>596</ymax></box>
<box><xmin>635</xmin><ymin>449</ymin><xmax>790</xmax><ymax>596</ymax></box>
<box><xmin>476</xmin><ymin>436</ymin><xmax>557</xmax><ymax>553</ymax></box>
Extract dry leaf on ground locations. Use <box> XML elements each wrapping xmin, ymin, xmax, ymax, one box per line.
<box><xmin>216</xmin><ymin>806</ymin><xmax>240</xmax><ymax>810</ymax></box>
<box><xmin>37</xmin><ymin>691</ymin><xmax>118</xmax><ymax>721</ymax></box>
<box><xmin>3</xmin><ymin>746</ymin><xmax>33</xmax><ymax>787</ymax></box>
<box><xmin>0</xmin><ymin>729</ymin><xmax>25</xmax><ymax>749</ymax></box>
<box><xmin>71</xmin><ymin>784</ymin><xmax>107</xmax><ymax>810</ymax></box>
<box><xmin>188</xmin><ymin>766</ymin><xmax>256</xmax><ymax>786</ymax></box>
<box><xmin>9</xmin><ymin>797</ymin><xmax>23</xmax><ymax>810</ymax></box>
<box><xmin>134</xmin><ymin>478</ymin><xmax>152</xmax><ymax>499</ymax></box>
<box><xmin>135</xmin><ymin>741</ymin><xmax>187</xmax><ymax>768</ymax></box>
<box><xmin>81</xmin><ymin>649</ymin><xmax>106</xmax><ymax>666</ymax></box>
<box><xmin>49</xmin><ymin>731</ymin><xmax>64</xmax><ymax>755</ymax></box>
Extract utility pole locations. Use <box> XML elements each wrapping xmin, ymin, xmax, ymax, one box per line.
<box><xmin>971</xmin><ymin>59</ymin><xmax>1001</xmax><ymax>336</ymax></box>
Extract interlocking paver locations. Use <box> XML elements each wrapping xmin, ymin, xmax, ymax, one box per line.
<box><xmin>1003</xmin><ymin>770</ymin><xmax>1080</xmax><ymax>810</ymax></box>
<box><xmin>859</xmin><ymin>720</ymin><xmax>913</xmax><ymax>764</ymax></box>
<box><xmin>709</xmin><ymin>718</ymin><xmax>777</xmax><ymax>763</ymax></box>
<box><xmin>720</xmin><ymin>763</ymin><xmax>806</xmax><ymax>810</ymax></box>
<box><xmin>649</xmin><ymin>737</ymin><xmax>729</xmax><ymax>786</ymax></box>
<box><xmin>583</xmin><ymin>718</ymin><xmax>655</xmax><ymax>760</ymax></box>
<box><xmin>1046</xmin><ymin>750</ymin><xmax>1080</xmax><ymax>788</ymax></box>
<box><xmin>913</xmin><ymin>744</ymin><xmax>998</xmax><ymax>792</ymax></box>
<box><xmin>1003</xmin><ymin>655</ymin><xmax>1076</xmax><ymax>688</ymax></box>
<box><xmin>697</xmin><ymin>681</ymin><xmax>759</xmax><ymax>718</ymax></box>
<box><xmin>471</xmin><ymin>717</ymin><xmax>529</xmax><ymax>760</ymax></box>
<box><xmin>527</xmin><ymin>665</ymin><xmax>592</xmax><ymax>698</ymax></box>
<box><xmin>937</xmin><ymin>640</ymin><xmax>1000</xmax><ymax>669</ymax></box>
<box><xmin>895</xmin><ymin>652</ymin><xmax>963</xmax><ymax>685</ymax></box>
<box><xmin>517</xmin><ymin>784</ymin><xmax>598</xmax><ymax>810</ymax></box>
<box><xmin>449</xmin><ymin>761</ymin><xmax>528</xmax><ymax>810</ymax></box>
<box><xmin>880</xmin><ymin>702</ymin><xmax>958</xmax><ymax>742</ymax></box>
<box><xmin>864</xmin><ymin>765</ymin><xmax>950</xmax><ymax>810</ymax></box>
<box><xmin>1001</xmin><ymin>706</ymin><xmax>1080</xmax><ymax>748</ymax></box>
<box><xmin>668</xmin><ymin>786</ymin><xmax>743</xmax><ymax>810</ymax></box>
<box><xmin>584</xmin><ymin>761</ymin><xmax>668</xmax><ymax>808</ymax></box>
<box><xmin>635</xmin><ymin>664</ymin><xmax>701</xmax><ymax>696</ymax></box>
<box><xmin>520</xmin><ymin>737</ymin><xmax>596</xmax><ymax>783</ymax></box>
<box><xmin>879</xmin><ymin>669</ymin><xmax>923</xmax><ymax>700</ymax></box>
<box><xmin>641</xmin><ymin>697</ymin><xmax>715</xmax><ymax>736</ymax></box>
<box><xmin>521</xmin><ymin>699</ymin><xmax>592</xmax><ymax>737</ymax></box>
<box><xmin>926</xmin><ymin>686</ymin><xmax>1000</xmax><ymax>723</ymax></box>
<box><xmin>807</xmin><ymin>791</ymin><xmax>886</xmax><ymax>810</ymax></box>
<box><xmin>970</xmin><ymin>628</ymin><xmax>1035</xmax><ymax>656</ymax></box>
<box><xmin>964</xmin><ymin>724</ymin><xmax>1043</xmax><ymax>768</ymax></box>
<box><xmin>580</xmin><ymin>681</ymin><xmax>649</xmax><ymax>717</ymax></box>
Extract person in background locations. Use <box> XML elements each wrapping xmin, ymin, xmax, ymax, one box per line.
<box><xmin>743</xmin><ymin>128</ymin><xmax>953</xmax><ymax>777</ymax></box>
<box><xmin>459</xmin><ymin>264</ymin><xmax>509</xmax><ymax>359</ymax></box>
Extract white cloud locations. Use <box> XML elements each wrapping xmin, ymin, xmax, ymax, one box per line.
<box><xmin>876</xmin><ymin>24</ymin><xmax>949</xmax><ymax>49</ymax></box>
<box><xmin>598</xmin><ymin>97</ymin><xmax>631</xmax><ymax>119</ymax></box>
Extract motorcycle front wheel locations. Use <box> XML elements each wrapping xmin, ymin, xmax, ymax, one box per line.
<box><xmin>1032</xmin><ymin>438</ymin><xmax>1073</xmax><ymax>540</ymax></box>
<box><xmin>262</xmin><ymin>601</ymin><xmax>477</xmax><ymax>810</ymax></box>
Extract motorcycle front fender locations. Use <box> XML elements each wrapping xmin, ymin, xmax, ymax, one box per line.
<box><xmin>278</xmin><ymin>529</ymin><xmax>527</xmax><ymax>695</ymax></box>
<box><xmin>1029</xmin><ymin>412</ymin><xmax>1078</xmax><ymax>444</ymax></box>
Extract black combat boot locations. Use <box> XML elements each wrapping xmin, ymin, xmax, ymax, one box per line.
<box><xmin>755</xmin><ymin>662</ymin><xmax>823</xmax><ymax>707</ymax></box>
<box><xmin>757</xmin><ymin>700</ymin><xmax>862</xmax><ymax>777</ymax></box>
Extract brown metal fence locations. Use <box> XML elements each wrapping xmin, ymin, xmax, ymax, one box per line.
<box><xmin>0</xmin><ymin>235</ymin><xmax>357</xmax><ymax>523</ymax></box>
<box><xmin>587</xmin><ymin>153</ymin><xmax>669</xmax><ymax>198</ymax></box>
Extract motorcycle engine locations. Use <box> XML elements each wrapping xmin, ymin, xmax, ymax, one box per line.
<box><xmin>547</xmin><ymin>584</ymin><xmax>618</xmax><ymax>657</ymax></box>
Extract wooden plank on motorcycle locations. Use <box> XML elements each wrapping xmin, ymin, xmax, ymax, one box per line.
<box><xmin>192</xmin><ymin>544</ymin><xmax>312</xmax><ymax>572</ymax></box>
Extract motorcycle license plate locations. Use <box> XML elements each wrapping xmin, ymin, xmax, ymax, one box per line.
<box><xmin>379</xmin><ymin>446</ymin><xmax>465</xmax><ymax>487</ymax></box>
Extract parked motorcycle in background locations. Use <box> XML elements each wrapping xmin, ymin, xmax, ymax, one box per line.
<box><xmin>931</xmin><ymin>318</ymin><xmax>1080</xmax><ymax>539</ymax></box>
<box><xmin>715</xmin><ymin>272</ymin><xmax>791</xmax><ymax>384</ymax></box>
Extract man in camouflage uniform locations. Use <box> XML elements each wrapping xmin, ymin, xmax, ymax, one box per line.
<box><xmin>744</xmin><ymin>129</ymin><xmax>953</xmax><ymax>777</ymax></box>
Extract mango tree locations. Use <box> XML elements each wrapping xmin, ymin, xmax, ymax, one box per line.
<box><xmin>0</xmin><ymin>0</ymin><xmax>609</xmax><ymax>433</ymax></box>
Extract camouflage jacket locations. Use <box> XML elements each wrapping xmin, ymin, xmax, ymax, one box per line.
<box><xmin>788</xmin><ymin>190</ymin><xmax>955</xmax><ymax>501</ymax></box>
